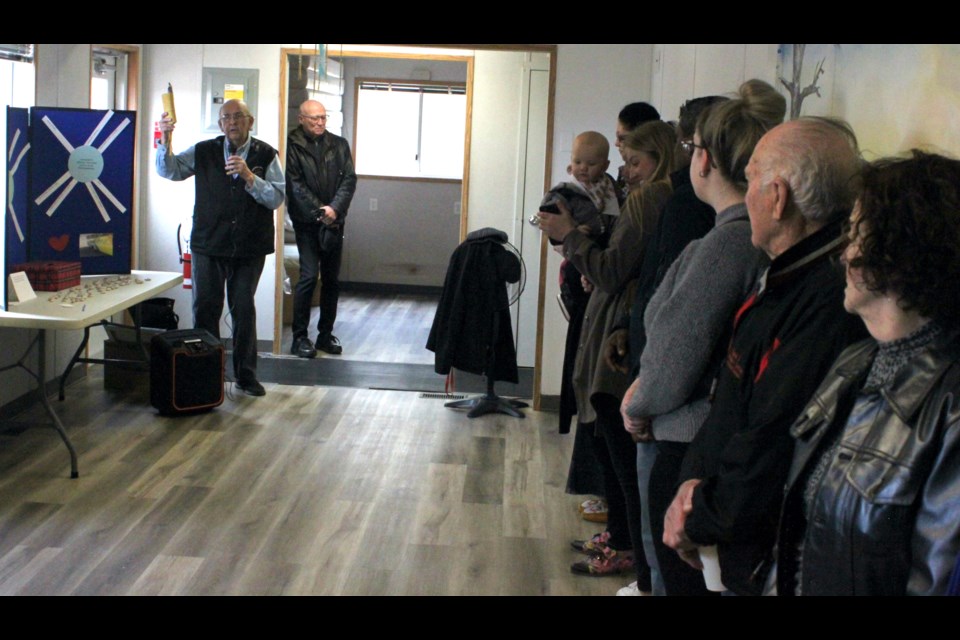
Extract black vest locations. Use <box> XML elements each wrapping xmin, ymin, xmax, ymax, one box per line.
<box><xmin>191</xmin><ymin>136</ymin><xmax>277</xmax><ymax>258</ymax></box>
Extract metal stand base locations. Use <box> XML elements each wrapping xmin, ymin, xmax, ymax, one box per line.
<box><xmin>445</xmin><ymin>393</ymin><xmax>528</xmax><ymax>419</ymax></box>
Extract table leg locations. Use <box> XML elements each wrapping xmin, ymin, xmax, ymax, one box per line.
<box><xmin>39</xmin><ymin>331</ymin><xmax>79</xmax><ymax>479</ymax></box>
<box><xmin>59</xmin><ymin>324</ymin><xmax>92</xmax><ymax>402</ymax></box>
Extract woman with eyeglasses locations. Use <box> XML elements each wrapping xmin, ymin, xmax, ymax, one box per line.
<box><xmin>773</xmin><ymin>151</ymin><xmax>960</xmax><ymax>596</ymax></box>
<box><xmin>620</xmin><ymin>79</ymin><xmax>785</xmax><ymax>595</ymax></box>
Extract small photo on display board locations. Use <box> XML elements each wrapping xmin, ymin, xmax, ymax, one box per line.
<box><xmin>29</xmin><ymin>107</ymin><xmax>135</xmax><ymax>275</ymax></box>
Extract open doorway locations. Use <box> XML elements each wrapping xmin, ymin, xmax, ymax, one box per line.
<box><xmin>272</xmin><ymin>45</ymin><xmax>555</xmax><ymax>404</ymax></box>
<box><xmin>278</xmin><ymin>50</ymin><xmax>467</xmax><ymax>367</ymax></box>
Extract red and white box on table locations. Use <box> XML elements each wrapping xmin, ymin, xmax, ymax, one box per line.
<box><xmin>11</xmin><ymin>261</ymin><xmax>82</xmax><ymax>292</ymax></box>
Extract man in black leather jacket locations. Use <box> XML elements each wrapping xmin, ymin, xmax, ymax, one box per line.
<box><xmin>287</xmin><ymin>100</ymin><xmax>357</xmax><ymax>357</ymax></box>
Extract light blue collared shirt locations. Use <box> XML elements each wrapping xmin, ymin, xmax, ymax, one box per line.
<box><xmin>156</xmin><ymin>135</ymin><xmax>285</xmax><ymax>210</ymax></box>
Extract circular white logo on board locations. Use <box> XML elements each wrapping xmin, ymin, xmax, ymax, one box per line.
<box><xmin>68</xmin><ymin>145</ymin><xmax>105</xmax><ymax>184</ymax></box>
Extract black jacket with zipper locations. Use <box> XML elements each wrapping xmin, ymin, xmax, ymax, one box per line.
<box><xmin>285</xmin><ymin>127</ymin><xmax>357</xmax><ymax>230</ymax></box>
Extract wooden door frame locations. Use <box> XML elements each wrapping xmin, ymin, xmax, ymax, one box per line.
<box><xmin>275</xmin><ymin>44</ymin><xmax>557</xmax><ymax>410</ymax></box>
<box><xmin>90</xmin><ymin>44</ymin><xmax>141</xmax><ymax>268</ymax></box>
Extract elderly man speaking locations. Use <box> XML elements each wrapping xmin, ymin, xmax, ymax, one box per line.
<box><xmin>157</xmin><ymin>99</ymin><xmax>285</xmax><ymax>398</ymax></box>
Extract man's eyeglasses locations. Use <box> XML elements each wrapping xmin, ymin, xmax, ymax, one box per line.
<box><xmin>220</xmin><ymin>113</ymin><xmax>250</xmax><ymax>123</ymax></box>
<box><xmin>301</xmin><ymin>114</ymin><xmax>329</xmax><ymax>123</ymax></box>
<box><xmin>680</xmin><ymin>139</ymin><xmax>707</xmax><ymax>155</ymax></box>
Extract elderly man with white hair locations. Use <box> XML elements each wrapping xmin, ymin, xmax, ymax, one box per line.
<box><xmin>287</xmin><ymin>100</ymin><xmax>357</xmax><ymax>359</ymax></box>
<box><xmin>662</xmin><ymin>117</ymin><xmax>869</xmax><ymax>595</ymax></box>
<box><xmin>157</xmin><ymin>99</ymin><xmax>285</xmax><ymax>397</ymax></box>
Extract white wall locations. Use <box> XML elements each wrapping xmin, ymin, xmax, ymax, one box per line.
<box><xmin>651</xmin><ymin>44</ymin><xmax>780</xmax><ymax>123</ymax></box>
<box><xmin>36</xmin><ymin>44</ymin><xmax>91</xmax><ymax>108</ymax></box>
<box><xmin>345</xmin><ymin>178</ymin><xmax>462</xmax><ymax>287</ymax></box>
<box><xmin>830</xmin><ymin>44</ymin><xmax>960</xmax><ymax>158</ymax></box>
<box><xmin>539</xmin><ymin>44</ymin><xmax>655</xmax><ymax>396</ymax></box>
<box><xmin>467</xmin><ymin>51</ymin><xmax>526</xmax><ymax>237</ymax></box>
<box><xmin>467</xmin><ymin>50</ymin><xmax>552</xmax><ymax>368</ymax></box>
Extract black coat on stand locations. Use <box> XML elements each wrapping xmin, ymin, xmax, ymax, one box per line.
<box><xmin>427</xmin><ymin>228</ymin><xmax>521</xmax><ymax>384</ymax></box>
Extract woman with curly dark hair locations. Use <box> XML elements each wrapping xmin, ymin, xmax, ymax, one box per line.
<box><xmin>774</xmin><ymin>150</ymin><xmax>960</xmax><ymax>596</ymax></box>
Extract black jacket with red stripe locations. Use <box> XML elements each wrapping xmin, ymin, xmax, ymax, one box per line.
<box><xmin>679</xmin><ymin>219</ymin><xmax>868</xmax><ymax>595</ymax></box>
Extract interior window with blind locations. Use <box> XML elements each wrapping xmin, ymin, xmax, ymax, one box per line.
<box><xmin>90</xmin><ymin>47</ymin><xmax>129</xmax><ymax>111</ymax></box>
<box><xmin>355</xmin><ymin>80</ymin><xmax>466</xmax><ymax>180</ymax></box>
<box><xmin>0</xmin><ymin>44</ymin><xmax>35</xmax><ymax>108</ymax></box>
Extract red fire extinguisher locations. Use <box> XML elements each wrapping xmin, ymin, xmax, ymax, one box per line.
<box><xmin>177</xmin><ymin>223</ymin><xmax>192</xmax><ymax>289</ymax></box>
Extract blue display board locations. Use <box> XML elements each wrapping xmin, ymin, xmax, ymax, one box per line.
<box><xmin>29</xmin><ymin>107</ymin><xmax>135</xmax><ymax>275</ymax></box>
<box><xmin>5</xmin><ymin>107</ymin><xmax>30</xmax><ymax>309</ymax></box>
<box><xmin>6</xmin><ymin>108</ymin><xmax>30</xmax><ymax>263</ymax></box>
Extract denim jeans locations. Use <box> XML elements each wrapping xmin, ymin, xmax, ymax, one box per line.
<box><xmin>637</xmin><ymin>440</ymin><xmax>665</xmax><ymax>595</ymax></box>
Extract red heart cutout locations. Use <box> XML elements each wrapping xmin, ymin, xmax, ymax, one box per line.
<box><xmin>49</xmin><ymin>234</ymin><xmax>70</xmax><ymax>252</ymax></box>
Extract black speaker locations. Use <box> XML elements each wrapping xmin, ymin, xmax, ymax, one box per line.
<box><xmin>150</xmin><ymin>329</ymin><xmax>225</xmax><ymax>416</ymax></box>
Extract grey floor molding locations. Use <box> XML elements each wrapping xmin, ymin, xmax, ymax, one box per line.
<box><xmin>538</xmin><ymin>395</ymin><xmax>560</xmax><ymax>413</ymax></box>
<box><xmin>255</xmin><ymin>353</ymin><xmax>534</xmax><ymax>398</ymax></box>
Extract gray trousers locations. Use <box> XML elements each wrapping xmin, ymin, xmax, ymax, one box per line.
<box><xmin>191</xmin><ymin>252</ymin><xmax>265</xmax><ymax>384</ymax></box>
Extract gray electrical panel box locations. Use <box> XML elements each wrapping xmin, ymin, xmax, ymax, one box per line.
<box><xmin>201</xmin><ymin>67</ymin><xmax>260</xmax><ymax>135</ymax></box>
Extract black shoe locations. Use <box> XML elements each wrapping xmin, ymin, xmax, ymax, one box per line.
<box><xmin>316</xmin><ymin>335</ymin><xmax>343</xmax><ymax>355</ymax></box>
<box><xmin>291</xmin><ymin>336</ymin><xmax>317</xmax><ymax>359</ymax></box>
<box><xmin>237</xmin><ymin>379</ymin><xmax>266</xmax><ymax>397</ymax></box>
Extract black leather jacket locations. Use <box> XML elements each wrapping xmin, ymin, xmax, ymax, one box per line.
<box><xmin>285</xmin><ymin>127</ymin><xmax>357</xmax><ymax>228</ymax></box>
<box><xmin>776</xmin><ymin>329</ymin><xmax>960</xmax><ymax>595</ymax></box>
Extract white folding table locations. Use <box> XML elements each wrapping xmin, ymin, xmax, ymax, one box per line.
<box><xmin>0</xmin><ymin>271</ymin><xmax>183</xmax><ymax>478</ymax></box>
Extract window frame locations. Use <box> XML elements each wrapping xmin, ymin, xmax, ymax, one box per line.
<box><xmin>90</xmin><ymin>44</ymin><xmax>139</xmax><ymax>112</ymax></box>
<box><xmin>352</xmin><ymin>77</ymin><xmax>467</xmax><ymax>182</ymax></box>
<box><xmin>0</xmin><ymin>44</ymin><xmax>34</xmax><ymax>64</ymax></box>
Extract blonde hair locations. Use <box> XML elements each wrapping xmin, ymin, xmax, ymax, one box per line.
<box><xmin>620</xmin><ymin>121</ymin><xmax>678</xmax><ymax>229</ymax></box>
<box><xmin>623</xmin><ymin>120</ymin><xmax>679</xmax><ymax>185</ymax></box>
<box><xmin>697</xmin><ymin>79</ymin><xmax>786</xmax><ymax>193</ymax></box>
<box><xmin>574</xmin><ymin>131</ymin><xmax>610</xmax><ymax>160</ymax></box>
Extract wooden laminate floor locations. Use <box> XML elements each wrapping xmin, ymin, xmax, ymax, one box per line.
<box><xmin>281</xmin><ymin>292</ymin><xmax>438</xmax><ymax>365</ymax></box>
<box><xmin>0</xmin><ymin>371</ymin><xmax>619</xmax><ymax>596</ymax></box>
